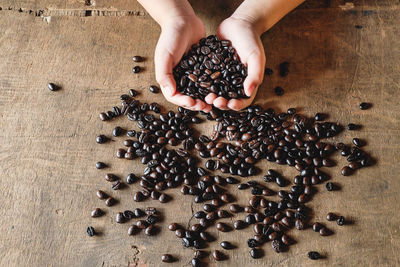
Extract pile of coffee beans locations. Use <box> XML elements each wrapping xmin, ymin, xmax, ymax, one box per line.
<box><xmin>173</xmin><ymin>35</ymin><xmax>248</xmax><ymax>100</ymax></box>
<box><xmin>88</xmin><ymin>55</ymin><xmax>374</xmax><ymax>266</ymax></box>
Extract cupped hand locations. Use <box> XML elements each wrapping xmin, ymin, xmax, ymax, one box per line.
<box><xmin>206</xmin><ymin>16</ymin><xmax>266</xmax><ymax>111</ymax></box>
<box><xmin>155</xmin><ymin>15</ymin><xmax>212</xmax><ymax>112</ymax></box>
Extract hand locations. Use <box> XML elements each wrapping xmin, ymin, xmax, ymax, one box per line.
<box><xmin>206</xmin><ymin>16</ymin><xmax>266</xmax><ymax>111</ymax></box>
<box><xmin>155</xmin><ymin>15</ymin><xmax>212</xmax><ymax>112</ymax></box>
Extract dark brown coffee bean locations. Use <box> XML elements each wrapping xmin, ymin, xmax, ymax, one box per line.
<box><xmin>96</xmin><ymin>135</ymin><xmax>108</xmax><ymax>144</ymax></box>
<box><xmin>312</xmin><ymin>222</ymin><xmax>322</xmax><ymax>232</ymax></box>
<box><xmin>136</xmin><ymin>220</ymin><xmax>148</xmax><ymax>229</ymax></box>
<box><xmin>216</xmin><ymin>222</ymin><xmax>229</xmax><ymax>232</ymax></box>
<box><xmin>326</xmin><ymin>212</ymin><xmax>337</xmax><ymax>221</ymax></box>
<box><xmin>96</xmin><ymin>190</ymin><xmax>108</xmax><ymax>199</ymax></box>
<box><xmin>359</xmin><ymin>102</ymin><xmax>371</xmax><ymax>110</ymax></box>
<box><xmin>191</xmin><ymin>258</ymin><xmax>201</xmax><ymax>267</ymax></box>
<box><xmin>220</xmin><ymin>241</ymin><xmax>234</xmax><ymax>250</ymax></box>
<box><xmin>111</xmin><ymin>181</ymin><xmax>123</xmax><ymax>190</ymax></box>
<box><xmin>105</xmin><ymin>197</ymin><xmax>115</xmax><ymax>206</ymax></box>
<box><xmin>91</xmin><ymin>208</ymin><xmax>103</xmax><ymax>218</ymax></box>
<box><xmin>271</xmin><ymin>240</ymin><xmax>284</xmax><ymax>253</ymax></box>
<box><xmin>128</xmin><ymin>225</ymin><xmax>138</xmax><ymax>235</ymax></box>
<box><xmin>212</xmin><ymin>250</ymin><xmax>224</xmax><ymax>261</ymax></box>
<box><xmin>308</xmin><ymin>251</ymin><xmax>321</xmax><ymax>260</ymax></box>
<box><xmin>116</xmin><ymin>212</ymin><xmax>125</xmax><ymax>223</ymax></box>
<box><xmin>295</xmin><ymin>219</ymin><xmax>305</xmax><ymax>230</ymax></box>
<box><xmin>250</xmin><ymin>248</ymin><xmax>262</xmax><ymax>259</ymax></box>
<box><xmin>319</xmin><ymin>227</ymin><xmax>331</xmax><ymax>236</ymax></box>
<box><xmin>161</xmin><ymin>254</ymin><xmax>174</xmax><ymax>263</ymax></box>
<box><xmin>229</xmin><ymin>204</ymin><xmax>242</xmax><ymax>213</ymax></box>
<box><xmin>234</xmin><ymin>220</ymin><xmax>246</xmax><ymax>230</ymax></box>
<box><xmin>96</xmin><ymin>161</ymin><xmax>107</xmax><ymax>169</ymax></box>
<box><xmin>175</xmin><ymin>228</ymin><xmax>184</xmax><ymax>238</ymax></box>
<box><xmin>337</xmin><ymin>216</ymin><xmax>345</xmax><ymax>226</ymax></box>
<box><xmin>341</xmin><ymin>166</ymin><xmax>352</xmax><ymax>176</ymax></box>
<box><xmin>86</xmin><ymin>226</ymin><xmax>95</xmax><ymax>237</ymax></box>
<box><xmin>144</xmin><ymin>225</ymin><xmax>156</xmax><ymax>235</ymax></box>
<box><xmin>48</xmin><ymin>83</ymin><xmax>60</xmax><ymax>91</ymax></box>
<box><xmin>132</xmin><ymin>56</ymin><xmax>143</xmax><ymax>62</ymax></box>
<box><xmin>132</xmin><ymin>66</ymin><xmax>141</xmax><ymax>73</ymax></box>
<box><xmin>149</xmin><ymin>85</ymin><xmax>160</xmax><ymax>94</ymax></box>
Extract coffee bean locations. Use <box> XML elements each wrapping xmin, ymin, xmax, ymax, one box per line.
<box><xmin>48</xmin><ymin>83</ymin><xmax>60</xmax><ymax>91</ymax></box>
<box><xmin>145</xmin><ymin>225</ymin><xmax>156</xmax><ymax>235</ymax></box>
<box><xmin>128</xmin><ymin>225</ymin><xmax>139</xmax><ymax>235</ymax></box>
<box><xmin>99</xmin><ymin>112</ymin><xmax>108</xmax><ymax>121</ymax></box>
<box><xmin>123</xmin><ymin>210</ymin><xmax>135</xmax><ymax>220</ymax></box>
<box><xmin>271</xmin><ymin>240</ymin><xmax>284</xmax><ymax>253</ymax></box>
<box><xmin>96</xmin><ymin>135</ymin><xmax>108</xmax><ymax>144</ymax></box>
<box><xmin>279</xmin><ymin>61</ymin><xmax>290</xmax><ymax>77</ymax></box>
<box><xmin>134</xmin><ymin>208</ymin><xmax>145</xmax><ymax>217</ymax></box>
<box><xmin>111</xmin><ymin>181</ymin><xmax>123</xmax><ymax>190</ymax></box>
<box><xmin>194</xmin><ymin>250</ymin><xmax>207</xmax><ymax>259</ymax></box>
<box><xmin>319</xmin><ymin>227</ymin><xmax>331</xmax><ymax>236</ymax></box>
<box><xmin>229</xmin><ymin>204</ymin><xmax>242</xmax><ymax>213</ymax></box>
<box><xmin>136</xmin><ymin>220</ymin><xmax>148</xmax><ymax>229</ymax></box>
<box><xmin>132</xmin><ymin>66</ymin><xmax>141</xmax><ymax>73</ymax></box>
<box><xmin>216</xmin><ymin>222</ymin><xmax>230</xmax><ymax>232</ymax></box>
<box><xmin>191</xmin><ymin>258</ymin><xmax>201</xmax><ymax>267</ymax></box>
<box><xmin>220</xmin><ymin>241</ymin><xmax>234</xmax><ymax>250</ymax></box>
<box><xmin>86</xmin><ymin>226</ymin><xmax>95</xmax><ymax>237</ymax></box>
<box><xmin>161</xmin><ymin>254</ymin><xmax>174</xmax><ymax>263</ymax></box>
<box><xmin>105</xmin><ymin>197</ymin><xmax>115</xmax><ymax>206</ymax></box>
<box><xmin>314</xmin><ymin>113</ymin><xmax>326</xmax><ymax>121</ymax></box>
<box><xmin>337</xmin><ymin>216</ymin><xmax>345</xmax><ymax>226</ymax></box>
<box><xmin>308</xmin><ymin>251</ymin><xmax>321</xmax><ymax>260</ymax></box>
<box><xmin>250</xmin><ymin>248</ymin><xmax>262</xmax><ymax>259</ymax></box>
<box><xmin>265</xmin><ymin>68</ymin><xmax>274</xmax><ymax>75</ymax></box>
<box><xmin>91</xmin><ymin>208</ymin><xmax>103</xmax><ymax>218</ymax></box>
<box><xmin>312</xmin><ymin>222</ymin><xmax>322</xmax><ymax>232</ymax></box>
<box><xmin>133</xmin><ymin>191</ymin><xmax>144</xmax><ymax>202</ymax></box>
<box><xmin>295</xmin><ymin>219</ymin><xmax>305</xmax><ymax>230</ymax></box>
<box><xmin>126</xmin><ymin>173</ymin><xmax>137</xmax><ymax>184</ymax></box>
<box><xmin>113</xmin><ymin>126</ymin><xmax>124</xmax><ymax>137</ymax></box>
<box><xmin>233</xmin><ymin>220</ymin><xmax>246</xmax><ymax>230</ymax></box>
<box><xmin>105</xmin><ymin>173</ymin><xmax>118</xmax><ymax>182</ymax></box>
<box><xmin>247</xmin><ymin>238</ymin><xmax>259</xmax><ymax>248</ymax></box>
<box><xmin>326</xmin><ymin>182</ymin><xmax>336</xmax><ymax>191</ymax></box>
<box><xmin>115</xmin><ymin>212</ymin><xmax>125</xmax><ymax>223</ymax></box>
<box><xmin>352</xmin><ymin>138</ymin><xmax>365</xmax><ymax>147</ymax></box>
<box><xmin>149</xmin><ymin>85</ymin><xmax>160</xmax><ymax>94</ymax></box>
<box><xmin>96</xmin><ymin>161</ymin><xmax>107</xmax><ymax>169</ymax></box>
<box><xmin>159</xmin><ymin>193</ymin><xmax>169</xmax><ymax>203</ymax></box>
<box><xmin>326</xmin><ymin>212</ymin><xmax>337</xmax><ymax>221</ymax></box>
<box><xmin>341</xmin><ymin>166</ymin><xmax>352</xmax><ymax>176</ymax></box>
<box><xmin>96</xmin><ymin>190</ymin><xmax>108</xmax><ymax>199</ymax></box>
<box><xmin>212</xmin><ymin>250</ymin><xmax>224</xmax><ymax>261</ymax></box>
<box><xmin>132</xmin><ymin>56</ymin><xmax>143</xmax><ymax>62</ymax></box>
<box><xmin>359</xmin><ymin>102</ymin><xmax>371</xmax><ymax>110</ymax></box>
<box><xmin>347</xmin><ymin>123</ymin><xmax>360</xmax><ymax>130</ymax></box>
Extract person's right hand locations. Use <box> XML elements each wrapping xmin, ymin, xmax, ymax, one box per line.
<box><xmin>155</xmin><ymin>15</ymin><xmax>212</xmax><ymax>112</ymax></box>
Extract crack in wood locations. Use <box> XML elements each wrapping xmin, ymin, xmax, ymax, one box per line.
<box><xmin>0</xmin><ymin>6</ymin><xmax>145</xmax><ymax>17</ymax></box>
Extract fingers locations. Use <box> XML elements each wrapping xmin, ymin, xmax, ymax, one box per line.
<box><xmin>227</xmin><ymin>86</ymin><xmax>258</xmax><ymax>111</ymax></box>
<box><xmin>213</xmin><ymin>97</ymin><xmax>229</xmax><ymax>110</ymax></box>
<box><xmin>155</xmin><ymin>47</ymin><xmax>177</xmax><ymax>98</ymax></box>
<box><xmin>205</xmin><ymin>93</ymin><xmax>217</xmax><ymax>104</ymax></box>
<box><xmin>243</xmin><ymin>49</ymin><xmax>265</xmax><ymax>97</ymax></box>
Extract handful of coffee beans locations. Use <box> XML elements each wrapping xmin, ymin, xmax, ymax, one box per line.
<box><xmin>173</xmin><ymin>35</ymin><xmax>248</xmax><ymax>100</ymax></box>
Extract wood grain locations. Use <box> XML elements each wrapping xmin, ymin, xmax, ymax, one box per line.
<box><xmin>0</xmin><ymin>1</ymin><xmax>399</xmax><ymax>266</ymax></box>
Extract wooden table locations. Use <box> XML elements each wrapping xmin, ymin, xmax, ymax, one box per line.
<box><xmin>0</xmin><ymin>0</ymin><xmax>399</xmax><ymax>266</ymax></box>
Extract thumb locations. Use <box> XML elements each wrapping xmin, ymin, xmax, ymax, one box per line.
<box><xmin>155</xmin><ymin>47</ymin><xmax>177</xmax><ymax>97</ymax></box>
<box><xmin>243</xmin><ymin>49</ymin><xmax>265</xmax><ymax>97</ymax></box>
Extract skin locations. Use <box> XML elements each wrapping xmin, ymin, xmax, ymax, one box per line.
<box><xmin>138</xmin><ymin>0</ymin><xmax>304</xmax><ymax>111</ymax></box>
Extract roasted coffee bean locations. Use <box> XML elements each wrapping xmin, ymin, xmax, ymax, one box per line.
<box><xmin>126</xmin><ymin>173</ymin><xmax>137</xmax><ymax>184</ymax></box>
<box><xmin>132</xmin><ymin>56</ymin><xmax>143</xmax><ymax>62</ymax></box>
<box><xmin>168</xmin><ymin>223</ymin><xmax>179</xmax><ymax>231</ymax></box>
<box><xmin>337</xmin><ymin>216</ymin><xmax>345</xmax><ymax>226</ymax></box>
<box><xmin>312</xmin><ymin>222</ymin><xmax>322</xmax><ymax>232</ymax></box>
<box><xmin>359</xmin><ymin>102</ymin><xmax>371</xmax><ymax>110</ymax></box>
<box><xmin>132</xmin><ymin>66</ymin><xmax>141</xmax><ymax>73</ymax></box>
<box><xmin>105</xmin><ymin>173</ymin><xmax>117</xmax><ymax>182</ymax></box>
<box><xmin>341</xmin><ymin>166</ymin><xmax>352</xmax><ymax>176</ymax></box>
<box><xmin>105</xmin><ymin>197</ymin><xmax>115</xmax><ymax>206</ymax></box>
<box><xmin>250</xmin><ymin>248</ymin><xmax>262</xmax><ymax>259</ymax></box>
<box><xmin>116</xmin><ymin>212</ymin><xmax>125</xmax><ymax>223</ymax></box>
<box><xmin>91</xmin><ymin>208</ymin><xmax>103</xmax><ymax>218</ymax></box>
<box><xmin>234</xmin><ymin>220</ymin><xmax>246</xmax><ymax>230</ymax></box>
<box><xmin>308</xmin><ymin>251</ymin><xmax>321</xmax><ymax>260</ymax></box>
<box><xmin>265</xmin><ymin>67</ymin><xmax>274</xmax><ymax>75</ymax></box>
<box><xmin>229</xmin><ymin>204</ymin><xmax>242</xmax><ymax>213</ymax></box>
<box><xmin>347</xmin><ymin>123</ymin><xmax>360</xmax><ymax>130</ymax></box>
<box><xmin>99</xmin><ymin>112</ymin><xmax>109</xmax><ymax>121</ymax></box>
<box><xmin>352</xmin><ymin>138</ymin><xmax>365</xmax><ymax>147</ymax></box>
<box><xmin>133</xmin><ymin>191</ymin><xmax>145</xmax><ymax>202</ymax></box>
<box><xmin>319</xmin><ymin>227</ymin><xmax>331</xmax><ymax>236</ymax></box>
<box><xmin>136</xmin><ymin>220</ymin><xmax>148</xmax><ymax>229</ymax></box>
<box><xmin>113</xmin><ymin>126</ymin><xmax>124</xmax><ymax>137</ymax></box>
<box><xmin>128</xmin><ymin>225</ymin><xmax>139</xmax><ymax>235</ymax></box>
<box><xmin>238</xmin><ymin>183</ymin><xmax>249</xmax><ymax>190</ymax></box>
<box><xmin>86</xmin><ymin>226</ymin><xmax>95</xmax><ymax>237</ymax></box>
<box><xmin>279</xmin><ymin>61</ymin><xmax>290</xmax><ymax>77</ymax></box>
<box><xmin>295</xmin><ymin>219</ymin><xmax>305</xmax><ymax>230</ymax></box>
<box><xmin>212</xmin><ymin>250</ymin><xmax>224</xmax><ymax>261</ymax></box>
<box><xmin>111</xmin><ymin>181</ymin><xmax>123</xmax><ymax>190</ymax></box>
<box><xmin>326</xmin><ymin>212</ymin><xmax>337</xmax><ymax>221</ymax></box>
<box><xmin>247</xmin><ymin>238</ymin><xmax>259</xmax><ymax>248</ymax></box>
<box><xmin>96</xmin><ymin>190</ymin><xmax>108</xmax><ymax>199</ymax></box>
<box><xmin>161</xmin><ymin>254</ymin><xmax>174</xmax><ymax>263</ymax></box>
<box><xmin>326</xmin><ymin>182</ymin><xmax>336</xmax><ymax>191</ymax></box>
<box><xmin>220</xmin><ymin>241</ymin><xmax>234</xmax><ymax>250</ymax></box>
<box><xmin>48</xmin><ymin>83</ymin><xmax>60</xmax><ymax>91</ymax></box>
<box><xmin>216</xmin><ymin>222</ymin><xmax>230</xmax><ymax>232</ymax></box>
<box><xmin>123</xmin><ymin>210</ymin><xmax>135</xmax><ymax>220</ymax></box>
<box><xmin>96</xmin><ymin>161</ymin><xmax>107</xmax><ymax>169</ymax></box>
<box><xmin>149</xmin><ymin>85</ymin><xmax>160</xmax><ymax>94</ymax></box>
<box><xmin>191</xmin><ymin>258</ymin><xmax>201</xmax><ymax>267</ymax></box>
<box><xmin>175</xmin><ymin>228</ymin><xmax>185</xmax><ymax>238</ymax></box>
<box><xmin>271</xmin><ymin>240</ymin><xmax>284</xmax><ymax>253</ymax></box>
<box><xmin>134</xmin><ymin>208</ymin><xmax>145</xmax><ymax>218</ymax></box>
<box><xmin>96</xmin><ymin>135</ymin><xmax>108</xmax><ymax>144</ymax></box>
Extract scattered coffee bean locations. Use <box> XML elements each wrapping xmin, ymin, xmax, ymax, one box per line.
<box><xmin>161</xmin><ymin>254</ymin><xmax>174</xmax><ymax>263</ymax></box>
<box><xmin>220</xmin><ymin>241</ymin><xmax>234</xmax><ymax>250</ymax></box>
<box><xmin>145</xmin><ymin>225</ymin><xmax>156</xmax><ymax>235</ymax></box>
<box><xmin>132</xmin><ymin>56</ymin><xmax>143</xmax><ymax>62</ymax></box>
<box><xmin>115</xmin><ymin>212</ymin><xmax>125</xmax><ymax>223</ymax></box>
<box><xmin>216</xmin><ymin>222</ymin><xmax>229</xmax><ymax>232</ymax></box>
<box><xmin>96</xmin><ymin>190</ymin><xmax>108</xmax><ymax>199</ymax></box>
<box><xmin>126</xmin><ymin>173</ymin><xmax>137</xmax><ymax>184</ymax></box>
<box><xmin>128</xmin><ymin>225</ymin><xmax>138</xmax><ymax>235</ymax></box>
<box><xmin>113</xmin><ymin>126</ymin><xmax>124</xmax><ymax>137</ymax></box>
<box><xmin>326</xmin><ymin>182</ymin><xmax>336</xmax><ymax>191</ymax></box>
<box><xmin>326</xmin><ymin>212</ymin><xmax>337</xmax><ymax>221</ymax></box>
<box><xmin>337</xmin><ymin>216</ymin><xmax>345</xmax><ymax>226</ymax></box>
<box><xmin>347</xmin><ymin>123</ymin><xmax>360</xmax><ymax>130</ymax></box>
<box><xmin>352</xmin><ymin>138</ymin><xmax>365</xmax><ymax>147</ymax></box>
<box><xmin>96</xmin><ymin>135</ymin><xmax>108</xmax><ymax>144</ymax></box>
<box><xmin>341</xmin><ymin>166</ymin><xmax>352</xmax><ymax>176</ymax></box>
<box><xmin>48</xmin><ymin>83</ymin><xmax>60</xmax><ymax>91</ymax></box>
<box><xmin>96</xmin><ymin>161</ymin><xmax>107</xmax><ymax>169</ymax></box>
<box><xmin>359</xmin><ymin>102</ymin><xmax>371</xmax><ymax>110</ymax></box>
<box><xmin>91</xmin><ymin>208</ymin><xmax>103</xmax><ymax>218</ymax></box>
<box><xmin>274</xmin><ymin>86</ymin><xmax>284</xmax><ymax>96</ymax></box>
<box><xmin>308</xmin><ymin>251</ymin><xmax>321</xmax><ymax>260</ymax></box>
<box><xmin>212</xmin><ymin>250</ymin><xmax>224</xmax><ymax>261</ymax></box>
<box><xmin>132</xmin><ymin>66</ymin><xmax>141</xmax><ymax>73</ymax></box>
<box><xmin>86</xmin><ymin>226</ymin><xmax>95</xmax><ymax>237</ymax></box>
<box><xmin>250</xmin><ymin>248</ymin><xmax>262</xmax><ymax>259</ymax></box>
<box><xmin>105</xmin><ymin>197</ymin><xmax>115</xmax><ymax>206</ymax></box>
<box><xmin>191</xmin><ymin>258</ymin><xmax>201</xmax><ymax>267</ymax></box>
<box><xmin>149</xmin><ymin>85</ymin><xmax>160</xmax><ymax>94</ymax></box>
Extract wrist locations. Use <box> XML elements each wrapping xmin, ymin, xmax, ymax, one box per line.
<box><xmin>229</xmin><ymin>13</ymin><xmax>266</xmax><ymax>36</ymax></box>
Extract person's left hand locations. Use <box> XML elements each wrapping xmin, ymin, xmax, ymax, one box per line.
<box><xmin>205</xmin><ymin>16</ymin><xmax>266</xmax><ymax>111</ymax></box>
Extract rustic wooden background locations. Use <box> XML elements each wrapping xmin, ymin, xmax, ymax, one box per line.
<box><xmin>0</xmin><ymin>0</ymin><xmax>399</xmax><ymax>266</ymax></box>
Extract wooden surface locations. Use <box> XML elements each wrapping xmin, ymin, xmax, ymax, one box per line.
<box><xmin>0</xmin><ymin>0</ymin><xmax>399</xmax><ymax>266</ymax></box>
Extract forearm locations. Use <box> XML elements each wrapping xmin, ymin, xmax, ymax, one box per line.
<box><xmin>231</xmin><ymin>0</ymin><xmax>304</xmax><ymax>35</ymax></box>
<box><xmin>137</xmin><ymin>0</ymin><xmax>196</xmax><ymax>26</ymax></box>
